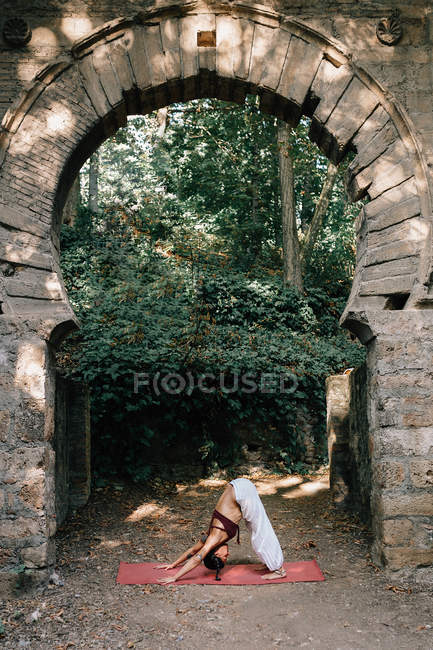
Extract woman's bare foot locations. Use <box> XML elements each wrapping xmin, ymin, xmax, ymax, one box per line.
<box><xmin>261</xmin><ymin>567</ymin><xmax>286</xmax><ymax>580</ymax></box>
<box><xmin>254</xmin><ymin>563</ymin><xmax>267</xmax><ymax>572</ymax></box>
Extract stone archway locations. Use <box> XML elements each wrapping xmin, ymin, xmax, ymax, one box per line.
<box><xmin>0</xmin><ymin>2</ymin><xmax>432</xmax><ymax>589</ymax></box>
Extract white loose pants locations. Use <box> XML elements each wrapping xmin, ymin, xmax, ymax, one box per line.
<box><xmin>230</xmin><ymin>478</ymin><xmax>284</xmax><ymax>571</ymax></box>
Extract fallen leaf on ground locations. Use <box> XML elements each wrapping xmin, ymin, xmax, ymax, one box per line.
<box><xmin>386</xmin><ymin>585</ymin><xmax>412</xmax><ymax>594</ymax></box>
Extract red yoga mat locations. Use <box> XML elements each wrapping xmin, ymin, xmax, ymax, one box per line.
<box><xmin>116</xmin><ymin>560</ymin><xmax>324</xmax><ymax>585</ymax></box>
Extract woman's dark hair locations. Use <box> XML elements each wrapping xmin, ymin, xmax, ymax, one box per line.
<box><xmin>203</xmin><ymin>552</ymin><xmax>225</xmax><ymax>581</ymax></box>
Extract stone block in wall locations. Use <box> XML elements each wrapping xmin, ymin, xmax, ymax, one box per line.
<box><xmin>382</xmin><ymin>494</ymin><xmax>433</xmax><ymax>517</ymax></box>
<box><xmin>0</xmin><ymin>548</ymin><xmax>13</xmax><ymax>567</ymax></box>
<box><xmin>0</xmin><ymin>516</ymin><xmax>41</xmax><ymax>539</ymax></box>
<box><xmin>382</xmin><ymin>519</ymin><xmax>414</xmax><ymax>546</ymax></box>
<box><xmin>14</xmin><ymin>399</ymin><xmax>46</xmax><ymax>442</ymax></box>
<box><xmin>402</xmin><ymin>397</ymin><xmax>433</xmax><ymax>427</ymax></box>
<box><xmin>0</xmin><ymin>446</ymin><xmax>53</xmax><ymax>483</ymax></box>
<box><xmin>19</xmin><ymin>470</ymin><xmax>45</xmax><ymax>511</ymax></box>
<box><xmin>296</xmin><ymin>409</ymin><xmax>320</xmax><ymax>464</ymax></box>
<box><xmin>14</xmin><ymin>339</ymin><xmax>48</xmax><ymax>400</ymax></box>
<box><xmin>0</xmin><ymin>410</ymin><xmax>10</xmax><ymax>441</ymax></box>
<box><xmin>378</xmin><ymin>427</ymin><xmax>433</xmax><ymax>458</ymax></box>
<box><xmin>382</xmin><ymin>546</ymin><xmax>433</xmax><ymax>570</ymax></box>
<box><xmin>410</xmin><ymin>460</ymin><xmax>433</xmax><ymax>488</ymax></box>
<box><xmin>373</xmin><ymin>461</ymin><xmax>405</xmax><ymax>489</ymax></box>
<box><xmin>20</xmin><ymin>539</ymin><xmax>55</xmax><ymax>569</ymax></box>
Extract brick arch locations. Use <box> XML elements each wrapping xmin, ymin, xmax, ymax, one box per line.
<box><xmin>1</xmin><ymin>4</ymin><xmax>433</xmax><ymax>586</ymax></box>
<box><xmin>0</xmin><ymin>5</ymin><xmax>431</xmax><ymax>343</ymax></box>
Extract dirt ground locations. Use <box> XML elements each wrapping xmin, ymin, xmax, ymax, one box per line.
<box><xmin>1</xmin><ymin>469</ymin><xmax>432</xmax><ymax>650</ymax></box>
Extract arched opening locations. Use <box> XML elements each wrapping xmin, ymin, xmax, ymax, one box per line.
<box><xmin>1</xmin><ymin>4</ymin><xmax>432</xmax><ymax>586</ymax></box>
<box><xmin>56</xmin><ymin>99</ymin><xmax>365</xmax><ymax>489</ymax></box>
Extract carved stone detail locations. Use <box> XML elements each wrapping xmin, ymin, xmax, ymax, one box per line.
<box><xmin>376</xmin><ymin>10</ymin><xmax>403</xmax><ymax>46</ymax></box>
<box><xmin>3</xmin><ymin>17</ymin><xmax>32</xmax><ymax>47</ymax></box>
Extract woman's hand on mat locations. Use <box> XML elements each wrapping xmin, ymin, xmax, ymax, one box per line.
<box><xmin>158</xmin><ymin>576</ymin><xmax>177</xmax><ymax>585</ymax></box>
<box><xmin>155</xmin><ymin>563</ymin><xmax>174</xmax><ymax>570</ymax></box>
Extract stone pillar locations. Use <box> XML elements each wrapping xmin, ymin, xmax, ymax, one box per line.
<box><xmin>0</xmin><ymin>324</ymin><xmax>57</xmax><ymax>596</ymax></box>
<box><xmin>326</xmin><ymin>374</ymin><xmax>352</xmax><ymax>505</ymax></box>
<box><xmin>54</xmin><ymin>374</ymin><xmax>91</xmax><ymax>526</ymax></box>
<box><xmin>327</xmin><ymin>365</ymin><xmax>372</xmax><ymax>516</ymax></box>
<box><xmin>327</xmin><ymin>310</ymin><xmax>433</xmax><ymax>576</ymax></box>
<box><xmin>346</xmin><ymin>364</ymin><xmax>371</xmax><ymax>519</ymax></box>
<box><xmin>54</xmin><ymin>374</ymin><xmax>70</xmax><ymax>526</ymax></box>
<box><xmin>366</xmin><ymin>312</ymin><xmax>433</xmax><ymax>574</ymax></box>
<box><xmin>68</xmin><ymin>381</ymin><xmax>91</xmax><ymax>509</ymax></box>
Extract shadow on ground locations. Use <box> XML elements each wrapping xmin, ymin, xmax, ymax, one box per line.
<box><xmin>1</xmin><ymin>470</ymin><xmax>432</xmax><ymax>649</ymax></box>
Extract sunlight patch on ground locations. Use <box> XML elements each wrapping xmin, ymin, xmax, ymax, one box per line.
<box><xmin>174</xmin><ymin>474</ymin><xmax>329</xmax><ymax>499</ymax></box>
<box><xmin>175</xmin><ymin>487</ymin><xmax>203</xmax><ymax>497</ymax></box>
<box><xmin>255</xmin><ymin>476</ymin><xmax>303</xmax><ymax>495</ymax></box>
<box><xmin>198</xmin><ymin>478</ymin><xmax>228</xmax><ymax>488</ymax></box>
<box><xmin>125</xmin><ymin>502</ymin><xmax>168</xmax><ymax>522</ymax></box>
<box><xmin>282</xmin><ymin>478</ymin><xmax>329</xmax><ymax>499</ymax></box>
<box><xmin>97</xmin><ymin>539</ymin><xmax>132</xmax><ymax>549</ymax></box>
<box><xmin>175</xmin><ymin>478</ymin><xmax>227</xmax><ymax>497</ymax></box>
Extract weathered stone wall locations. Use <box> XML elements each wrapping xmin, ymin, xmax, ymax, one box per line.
<box><xmin>328</xmin><ymin>313</ymin><xmax>433</xmax><ymax>575</ymax></box>
<box><xmin>348</xmin><ymin>364</ymin><xmax>371</xmax><ymax>519</ymax></box>
<box><xmin>0</xmin><ymin>0</ymin><xmax>433</xmax><ymax>590</ymax></box>
<box><xmin>0</xmin><ymin>321</ymin><xmax>57</xmax><ymax>595</ymax></box>
<box><xmin>67</xmin><ymin>378</ymin><xmax>91</xmax><ymax>509</ymax></box>
<box><xmin>1</xmin><ymin>1</ymin><xmax>433</xmax><ymax>146</ymax></box>
<box><xmin>368</xmin><ymin>313</ymin><xmax>433</xmax><ymax>574</ymax></box>
<box><xmin>54</xmin><ymin>373</ymin><xmax>91</xmax><ymax>526</ymax></box>
<box><xmin>326</xmin><ymin>373</ymin><xmax>353</xmax><ymax>506</ymax></box>
<box><xmin>54</xmin><ymin>373</ymin><xmax>70</xmax><ymax>526</ymax></box>
<box><xmin>326</xmin><ymin>365</ymin><xmax>371</xmax><ymax>520</ymax></box>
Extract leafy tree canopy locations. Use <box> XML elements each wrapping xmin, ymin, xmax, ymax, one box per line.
<box><xmin>61</xmin><ymin>98</ymin><xmax>365</xmax><ymax>481</ymax></box>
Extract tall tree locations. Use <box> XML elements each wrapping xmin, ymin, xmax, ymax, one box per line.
<box><xmin>62</xmin><ymin>176</ymin><xmax>80</xmax><ymax>225</ymax></box>
<box><xmin>278</xmin><ymin>121</ymin><xmax>303</xmax><ymax>291</ymax></box>
<box><xmin>88</xmin><ymin>151</ymin><xmax>99</xmax><ymax>213</ymax></box>
<box><xmin>156</xmin><ymin>107</ymin><xmax>169</xmax><ymax>138</ymax></box>
<box><xmin>78</xmin><ymin>100</ymin><xmax>357</xmax><ymax>289</ymax></box>
<box><xmin>301</xmin><ymin>160</ymin><xmax>338</xmax><ymax>267</ymax></box>
<box><xmin>277</xmin><ymin>121</ymin><xmax>339</xmax><ymax>290</ymax></box>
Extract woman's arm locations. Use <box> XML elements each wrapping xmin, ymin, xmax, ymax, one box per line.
<box><xmin>158</xmin><ymin>553</ymin><xmax>203</xmax><ymax>584</ymax></box>
<box><xmin>158</xmin><ymin>535</ymin><xmax>220</xmax><ymax>584</ymax></box>
<box><xmin>156</xmin><ymin>538</ymin><xmax>204</xmax><ymax>570</ymax></box>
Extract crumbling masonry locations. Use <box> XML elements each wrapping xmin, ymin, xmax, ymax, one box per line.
<box><xmin>0</xmin><ymin>0</ymin><xmax>432</xmax><ymax>592</ymax></box>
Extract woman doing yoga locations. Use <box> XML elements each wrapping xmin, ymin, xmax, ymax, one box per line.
<box><xmin>157</xmin><ymin>478</ymin><xmax>286</xmax><ymax>584</ymax></box>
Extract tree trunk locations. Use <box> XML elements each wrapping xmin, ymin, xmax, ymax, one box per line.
<box><xmin>301</xmin><ymin>160</ymin><xmax>338</xmax><ymax>267</ymax></box>
<box><xmin>248</xmin><ymin>179</ymin><xmax>262</xmax><ymax>261</ymax></box>
<box><xmin>298</xmin><ymin>171</ymin><xmax>315</xmax><ymax>234</ymax></box>
<box><xmin>88</xmin><ymin>152</ymin><xmax>99</xmax><ymax>213</ymax></box>
<box><xmin>278</xmin><ymin>121</ymin><xmax>303</xmax><ymax>291</ymax></box>
<box><xmin>62</xmin><ymin>176</ymin><xmax>80</xmax><ymax>226</ymax></box>
<box><xmin>156</xmin><ymin>107</ymin><xmax>168</xmax><ymax>138</ymax></box>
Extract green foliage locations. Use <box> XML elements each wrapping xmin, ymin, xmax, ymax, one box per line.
<box><xmin>60</xmin><ymin>221</ymin><xmax>364</xmax><ymax>480</ymax></box>
<box><xmin>62</xmin><ymin>99</ymin><xmax>365</xmax><ymax>481</ymax></box>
